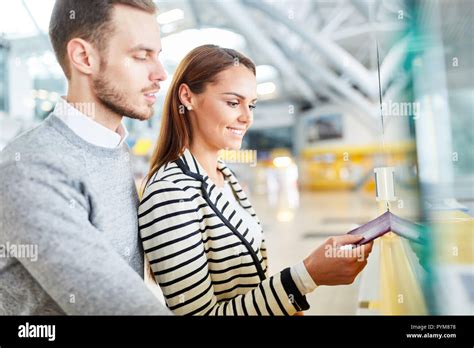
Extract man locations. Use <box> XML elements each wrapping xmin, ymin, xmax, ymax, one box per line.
<box><xmin>0</xmin><ymin>0</ymin><xmax>170</xmax><ymax>315</ymax></box>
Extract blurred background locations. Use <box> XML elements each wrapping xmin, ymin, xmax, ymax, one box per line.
<box><xmin>0</xmin><ymin>0</ymin><xmax>472</xmax><ymax>315</ymax></box>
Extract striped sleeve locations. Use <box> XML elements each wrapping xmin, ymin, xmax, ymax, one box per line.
<box><xmin>260</xmin><ymin>233</ymin><xmax>269</xmax><ymax>276</ymax></box>
<box><xmin>139</xmin><ymin>180</ymin><xmax>309</xmax><ymax>316</ymax></box>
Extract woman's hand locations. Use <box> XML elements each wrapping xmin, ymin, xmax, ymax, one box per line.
<box><xmin>303</xmin><ymin>235</ymin><xmax>373</xmax><ymax>286</ymax></box>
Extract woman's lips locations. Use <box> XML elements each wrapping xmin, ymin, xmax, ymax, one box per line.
<box><xmin>227</xmin><ymin>127</ymin><xmax>245</xmax><ymax>137</ymax></box>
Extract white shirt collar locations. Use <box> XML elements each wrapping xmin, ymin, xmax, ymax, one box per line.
<box><xmin>52</xmin><ymin>97</ymin><xmax>129</xmax><ymax>149</ymax></box>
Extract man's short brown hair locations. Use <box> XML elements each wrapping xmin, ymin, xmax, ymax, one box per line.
<box><xmin>49</xmin><ymin>0</ymin><xmax>157</xmax><ymax>79</ymax></box>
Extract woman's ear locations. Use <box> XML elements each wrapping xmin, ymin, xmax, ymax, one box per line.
<box><xmin>178</xmin><ymin>83</ymin><xmax>195</xmax><ymax>111</ymax></box>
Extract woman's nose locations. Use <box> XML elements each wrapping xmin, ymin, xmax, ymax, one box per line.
<box><xmin>239</xmin><ymin>105</ymin><xmax>253</xmax><ymax>124</ymax></box>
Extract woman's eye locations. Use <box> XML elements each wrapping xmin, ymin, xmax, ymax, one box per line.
<box><xmin>249</xmin><ymin>104</ymin><xmax>257</xmax><ymax>110</ymax></box>
<box><xmin>134</xmin><ymin>56</ymin><xmax>147</xmax><ymax>61</ymax></box>
<box><xmin>227</xmin><ymin>101</ymin><xmax>239</xmax><ymax>108</ymax></box>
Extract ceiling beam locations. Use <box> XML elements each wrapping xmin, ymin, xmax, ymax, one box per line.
<box><xmin>320</xmin><ymin>7</ymin><xmax>354</xmax><ymax>35</ymax></box>
<box><xmin>379</xmin><ymin>35</ymin><xmax>410</xmax><ymax>94</ymax></box>
<box><xmin>213</xmin><ymin>0</ymin><xmax>316</xmax><ymax>102</ymax></box>
<box><xmin>244</xmin><ymin>0</ymin><xmax>377</xmax><ymax>98</ymax></box>
<box><xmin>270</xmin><ymin>34</ymin><xmax>380</xmax><ymax>134</ymax></box>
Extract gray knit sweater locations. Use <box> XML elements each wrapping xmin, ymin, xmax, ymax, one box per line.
<box><xmin>0</xmin><ymin>114</ymin><xmax>171</xmax><ymax>315</ymax></box>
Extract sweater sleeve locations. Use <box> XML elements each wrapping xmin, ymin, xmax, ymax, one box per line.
<box><xmin>139</xmin><ymin>180</ymin><xmax>309</xmax><ymax>315</ymax></box>
<box><xmin>0</xmin><ymin>161</ymin><xmax>172</xmax><ymax>315</ymax></box>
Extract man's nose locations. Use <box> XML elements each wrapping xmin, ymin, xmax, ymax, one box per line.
<box><xmin>150</xmin><ymin>59</ymin><xmax>167</xmax><ymax>82</ymax></box>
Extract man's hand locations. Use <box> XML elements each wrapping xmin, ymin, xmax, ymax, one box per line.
<box><xmin>303</xmin><ymin>235</ymin><xmax>373</xmax><ymax>286</ymax></box>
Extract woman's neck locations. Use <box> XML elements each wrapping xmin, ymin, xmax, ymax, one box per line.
<box><xmin>189</xmin><ymin>141</ymin><xmax>224</xmax><ymax>188</ymax></box>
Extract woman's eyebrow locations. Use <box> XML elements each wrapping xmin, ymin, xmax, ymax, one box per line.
<box><xmin>221</xmin><ymin>92</ymin><xmax>258</xmax><ymax>102</ymax></box>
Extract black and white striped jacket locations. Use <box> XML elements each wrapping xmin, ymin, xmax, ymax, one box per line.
<box><xmin>138</xmin><ymin>149</ymin><xmax>309</xmax><ymax>315</ymax></box>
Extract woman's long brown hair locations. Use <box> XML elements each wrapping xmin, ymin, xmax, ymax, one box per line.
<box><xmin>144</xmin><ymin>44</ymin><xmax>256</xmax><ymax>188</ymax></box>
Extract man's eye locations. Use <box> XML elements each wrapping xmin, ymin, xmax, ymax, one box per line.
<box><xmin>227</xmin><ymin>101</ymin><xmax>239</xmax><ymax>108</ymax></box>
<box><xmin>134</xmin><ymin>56</ymin><xmax>147</xmax><ymax>61</ymax></box>
<box><xmin>249</xmin><ymin>104</ymin><xmax>257</xmax><ymax>110</ymax></box>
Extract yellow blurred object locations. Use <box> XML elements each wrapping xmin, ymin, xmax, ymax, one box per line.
<box><xmin>379</xmin><ymin>233</ymin><xmax>428</xmax><ymax>314</ymax></box>
<box><xmin>273</xmin><ymin>156</ymin><xmax>292</xmax><ymax>168</ymax></box>
<box><xmin>359</xmin><ymin>210</ymin><xmax>472</xmax><ymax>315</ymax></box>
<box><xmin>299</xmin><ymin>142</ymin><xmax>416</xmax><ymax>191</ymax></box>
<box><xmin>132</xmin><ymin>138</ymin><xmax>154</xmax><ymax>156</ymax></box>
<box><xmin>431</xmin><ymin>211</ymin><xmax>474</xmax><ymax>264</ymax></box>
<box><xmin>271</xmin><ymin>148</ymin><xmax>292</xmax><ymax>158</ymax></box>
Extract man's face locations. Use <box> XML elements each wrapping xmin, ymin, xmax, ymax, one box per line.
<box><xmin>92</xmin><ymin>4</ymin><xmax>167</xmax><ymax>121</ymax></box>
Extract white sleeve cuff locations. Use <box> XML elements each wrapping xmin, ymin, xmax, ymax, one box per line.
<box><xmin>290</xmin><ymin>261</ymin><xmax>318</xmax><ymax>295</ymax></box>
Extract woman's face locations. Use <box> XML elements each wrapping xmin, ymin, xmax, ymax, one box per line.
<box><xmin>189</xmin><ymin>65</ymin><xmax>257</xmax><ymax>151</ymax></box>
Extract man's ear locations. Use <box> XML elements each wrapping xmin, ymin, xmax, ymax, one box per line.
<box><xmin>178</xmin><ymin>83</ymin><xmax>195</xmax><ymax>110</ymax></box>
<box><xmin>66</xmin><ymin>38</ymin><xmax>98</xmax><ymax>76</ymax></box>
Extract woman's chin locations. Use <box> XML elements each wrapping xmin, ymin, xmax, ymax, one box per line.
<box><xmin>227</xmin><ymin>143</ymin><xmax>242</xmax><ymax>151</ymax></box>
<box><xmin>219</xmin><ymin>140</ymin><xmax>242</xmax><ymax>151</ymax></box>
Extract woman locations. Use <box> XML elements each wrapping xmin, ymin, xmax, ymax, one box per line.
<box><xmin>139</xmin><ymin>45</ymin><xmax>372</xmax><ymax>315</ymax></box>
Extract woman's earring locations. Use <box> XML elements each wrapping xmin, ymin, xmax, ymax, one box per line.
<box><xmin>186</xmin><ymin>105</ymin><xmax>193</xmax><ymax>111</ymax></box>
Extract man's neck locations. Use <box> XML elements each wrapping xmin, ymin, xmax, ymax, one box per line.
<box><xmin>66</xmin><ymin>89</ymin><xmax>123</xmax><ymax>133</ymax></box>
